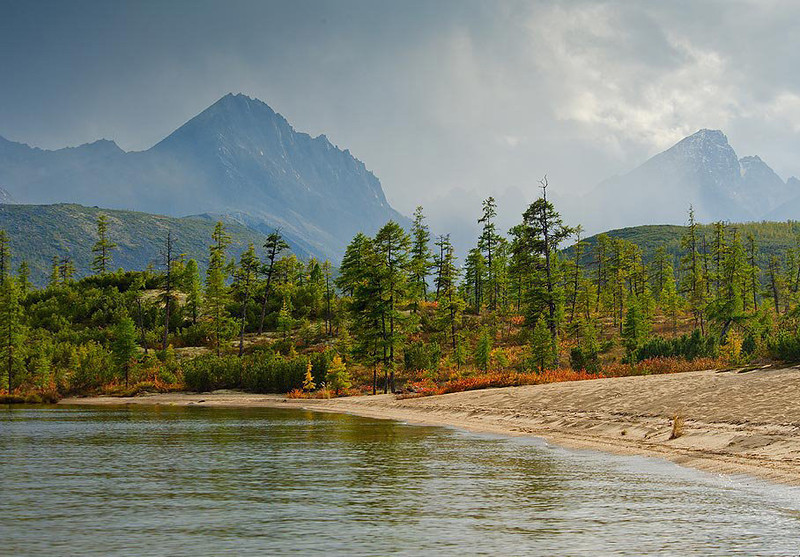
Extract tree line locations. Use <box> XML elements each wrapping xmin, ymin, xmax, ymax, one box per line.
<box><xmin>2</xmin><ymin>182</ymin><xmax>800</xmax><ymax>400</ymax></box>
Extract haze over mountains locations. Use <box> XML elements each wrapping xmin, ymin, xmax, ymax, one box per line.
<box><xmin>0</xmin><ymin>93</ymin><xmax>405</xmax><ymax>261</ymax></box>
<box><xmin>574</xmin><ymin>129</ymin><xmax>800</xmax><ymax>232</ymax></box>
<box><xmin>1</xmin><ymin>93</ymin><xmax>799</xmax><ymax>266</ymax></box>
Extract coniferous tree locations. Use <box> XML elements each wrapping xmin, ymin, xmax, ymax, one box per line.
<box><xmin>433</xmin><ymin>235</ymin><xmax>464</xmax><ymax>352</ymax></box>
<box><xmin>257</xmin><ymin>230</ymin><xmax>289</xmax><ymax>334</ymax></box>
<box><xmin>746</xmin><ymin>233</ymin><xmax>760</xmax><ymax>312</ymax></box>
<box><xmin>409</xmin><ymin>206</ymin><xmax>433</xmax><ymax>310</ymax></box>
<box><xmin>160</xmin><ymin>230</ymin><xmax>178</xmax><ymax>352</ymax></box>
<box><xmin>234</xmin><ymin>243</ymin><xmax>260</xmax><ymax>357</ymax></box>
<box><xmin>206</xmin><ymin>222</ymin><xmax>232</xmax><ymax>356</ymax></box>
<box><xmin>374</xmin><ymin>221</ymin><xmax>410</xmax><ymax>392</ymax></box>
<box><xmin>111</xmin><ymin>317</ymin><xmax>137</xmax><ymax>387</ymax></box>
<box><xmin>49</xmin><ymin>256</ymin><xmax>60</xmax><ymax>287</ymax></box>
<box><xmin>0</xmin><ymin>275</ymin><xmax>22</xmax><ymax>392</ymax></box>
<box><xmin>91</xmin><ymin>213</ymin><xmax>117</xmax><ymax>275</ymax></box>
<box><xmin>0</xmin><ymin>230</ymin><xmax>10</xmax><ymax>280</ymax></box>
<box><xmin>326</xmin><ymin>355</ymin><xmax>351</xmax><ymax>396</ymax></box>
<box><xmin>520</xmin><ymin>177</ymin><xmax>573</xmax><ymax>350</ymax></box>
<box><xmin>183</xmin><ymin>259</ymin><xmax>202</xmax><ymax>325</ymax></box>
<box><xmin>474</xmin><ymin>329</ymin><xmax>491</xmax><ymax>370</ymax></box>
<box><xmin>478</xmin><ymin>197</ymin><xmax>502</xmax><ymax>310</ymax></box>
<box><xmin>530</xmin><ymin>314</ymin><xmax>554</xmax><ymax>373</ymax></box>
<box><xmin>16</xmin><ymin>261</ymin><xmax>31</xmax><ymax>296</ymax></box>
<box><xmin>336</xmin><ymin>233</ymin><xmax>370</xmax><ymax>297</ymax></box>
<box><xmin>680</xmin><ymin>206</ymin><xmax>707</xmax><ymax>334</ymax></box>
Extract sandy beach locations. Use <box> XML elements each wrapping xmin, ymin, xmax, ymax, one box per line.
<box><xmin>60</xmin><ymin>367</ymin><xmax>800</xmax><ymax>485</ymax></box>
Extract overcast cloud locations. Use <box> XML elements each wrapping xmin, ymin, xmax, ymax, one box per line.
<box><xmin>2</xmin><ymin>0</ymin><xmax>799</xmax><ymax>243</ymax></box>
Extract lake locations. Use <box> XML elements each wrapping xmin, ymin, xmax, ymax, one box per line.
<box><xmin>2</xmin><ymin>405</ymin><xmax>799</xmax><ymax>555</ymax></box>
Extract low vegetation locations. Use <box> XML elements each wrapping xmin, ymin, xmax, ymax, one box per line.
<box><xmin>2</xmin><ymin>183</ymin><xmax>800</xmax><ymax>403</ymax></box>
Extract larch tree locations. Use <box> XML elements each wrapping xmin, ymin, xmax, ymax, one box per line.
<box><xmin>520</xmin><ymin>177</ymin><xmax>573</xmax><ymax>352</ymax></box>
<box><xmin>374</xmin><ymin>221</ymin><xmax>410</xmax><ymax>393</ymax></box>
<box><xmin>234</xmin><ymin>243</ymin><xmax>260</xmax><ymax>357</ymax></box>
<box><xmin>409</xmin><ymin>206</ymin><xmax>433</xmax><ymax>310</ymax></box>
<box><xmin>16</xmin><ymin>261</ymin><xmax>31</xmax><ymax>296</ymax></box>
<box><xmin>257</xmin><ymin>230</ymin><xmax>289</xmax><ymax>335</ymax></box>
<box><xmin>160</xmin><ymin>230</ymin><xmax>178</xmax><ymax>352</ymax></box>
<box><xmin>91</xmin><ymin>213</ymin><xmax>117</xmax><ymax>275</ymax></box>
<box><xmin>205</xmin><ymin>222</ymin><xmax>232</xmax><ymax>356</ymax></box>
<box><xmin>111</xmin><ymin>316</ymin><xmax>138</xmax><ymax>387</ymax></box>
<box><xmin>0</xmin><ymin>274</ymin><xmax>22</xmax><ymax>392</ymax></box>
<box><xmin>478</xmin><ymin>196</ymin><xmax>502</xmax><ymax>311</ymax></box>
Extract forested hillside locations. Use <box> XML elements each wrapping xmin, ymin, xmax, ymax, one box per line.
<box><xmin>0</xmin><ymin>203</ymin><xmax>286</xmax><ymax>284</ymax></box>
<box><xmin>4</xmin><ymin>186</ymin><xmax>800</xmax><ymax>404</ymax></box>
<box><xmin>570</xmin><ymin>221</ymin><xmax>800</xmax><ymax>268</ymax></box>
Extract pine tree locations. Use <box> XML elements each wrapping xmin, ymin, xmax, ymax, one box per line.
<box><xmin>621</xmin><ymin>294</ymin><xmax>649</xmax><ymax>360</ymax></box>
<box><xmin>326</xmin><ymin>354</ymin><xmax>351</xmax><ymax>396</ymax></box>
<box><xmin>478</xmin><ymin>197</ymin><xmax>502</xmax><ymax>310</ymax></box>
<box><xmin>206</xmin><ymin>222</ymin><xmax>232</xmax><ymax>356</ymax></box>
<box><xmin>374</xmin><ymin>221</ymin><xmax>411</xmax><ymax>392</ymax></box>
<box><xmin>111</xmin><ymin>317</ymin><xmax>138</xmax><ymax>387</ymax></box>
<box><xmin>433</xmin><ymin>235</ymin><xmax>464</xmax><ymax>352</ymax></box>
<box><xmin>234</xmin><ymin>243</ymin><xmax>260</xmax><ymax>357</ymax></box>
<box><xmin>257</xmin><ymin>230</ymin><xmax>289</xmax><ymax>334</ymax></box>
<box><xmin>680</xmin><ymin>206</ymin><xmax>707</xmax><ymax>334</ymax></box>
<box><xmin>183</xmin><ymin>259</ymin><xmax>202</xmax><ymax>325</ymax></box>
<box><xmin>336</xmin><ymin>233</ymin><xmax>370</xmax><ymax>297</ymax></box>
<box><xmin>16</xmin><ymin>261</ymin><xmax>31</xmax><ymax>296</ymax></box>
<box><xmin>0</xmin><ymin>230</ymin><xmax>10</xmax><ymax>280</ymax></box>
<box><xmin>530</xmin><ymin>314</ymin><xmax>554</xmax><ymax>373</ymax></box>
<box><xmin>0</xmin><ymin>276</ymin><xmax>23</xmax><ymax>392</ymax></box>
<box><xmin>746</xmin><ymin>233</ymin><xmax>759</xmax><ymax>312</ymax></box>
<box><xmin>474</xmin><ymin>329</ymin><xmax>491</xmax><ymax>370</ymax></box>
<box><xmin>660</xmin><ymin>261</ymin><xmax>680</xmax><ymax>335</ymax></box>
<box><xmin>91</xmin><ymin>213</ymin><xmax>117</xmax><ymax>275</ymax></box>
<box><xmin>160</xmin><ymin>231</ymin><xmax>178</xmax><ymax>352</ymax></box>
<box><xmin>49</xmin><ymin>256</ymin><xmax>60</xmax><ymax>287</ymax></box>
<box><xmin>520</xmin><ymin>177</ymin><xmax>573</xmax><ymax>351</ymax></box>
<box><xmin>409</xmin><ymin>206</ymin><xmax>433</xmax><ymax>310</ymax></box>
<box><xmin>322</xmin><ymin>260</ymin><xmax>334</xmax><ymax>336</ymax></box>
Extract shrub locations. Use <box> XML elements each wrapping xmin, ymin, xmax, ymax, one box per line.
<box><xmin>404</xmin><ymin>340</ymin><xmax>441</xmax><ymax>372</ymax></box>
<box><xmin>182</xmin><ymin>355</ymin><xmax>243</xmax><ymax>392</ymax></box>
<box><xmin>635</xmin><ymin>330</ymin><xmax>717</xmax><ymax>362</ymax></box>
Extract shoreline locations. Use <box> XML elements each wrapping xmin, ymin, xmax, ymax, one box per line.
<box><xmin>59</xmin><ymin>368</ymin><xmax>800</xmax><ymax>486</ymax></box>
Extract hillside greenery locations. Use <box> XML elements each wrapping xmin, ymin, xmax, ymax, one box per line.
<box><xmin>5</xmin><ymin>193</ymin><xmax>800</xmax><ymax>404</ymax></box>
<box><xmin>0</xmin><ymin>203</ymin><xmax>270</xmax><ymax>284</ymax></box>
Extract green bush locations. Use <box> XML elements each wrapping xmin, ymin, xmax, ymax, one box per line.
<box><xmin>182</xmin><ymin>355</ymin><xmax>243</xmax><ymax>392</ymax></box>
<box><xmin>635</xmin><ymin>330</ymin><xmax>717</xmax><ymax>362</ymax></box>
<box><xmin>404</xmin><ymin>341</ymin><xmax>441</xmax><ymax>371</ymax></box>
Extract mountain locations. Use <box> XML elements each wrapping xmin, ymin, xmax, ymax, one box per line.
<box><xmin>564</xmin><ymin>221</ymin><xmax>800</xmax><ymax>269</ymax></box>
<box><xmin>0</xmin><ymin>94</ymin><xmax>406</xmax><ymax>261</ymax></box>
<box><xmin>576</xmin><ymin>130</ymin><xmax>800</xmax><ymax>232</ymax></box>
<box><xmin>0</xmin><ymin>186</ymin><xmax>13</xmax><ymax>204</ymax></box>
<box><xmin>0</xmin><ymin>203</ymin><xmax>294</xmax><ymax>285</ymax></box>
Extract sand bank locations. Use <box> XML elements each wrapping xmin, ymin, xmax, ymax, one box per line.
<box><xmin>60</xmin><ymin>367</ymin><xmax>800</xmax><ymax>484</ymax></box>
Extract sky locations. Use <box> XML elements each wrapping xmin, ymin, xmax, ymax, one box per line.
<box><xmin>2</xmin><ymin>0</ymin><xmax>800</xmax><ymax>239</ymax></box>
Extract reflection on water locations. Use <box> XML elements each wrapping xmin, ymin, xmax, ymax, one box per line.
<box><xmin>1</xmin><ymin>405</ymin><xmax>799</xmax><ymax>555</ymax></box>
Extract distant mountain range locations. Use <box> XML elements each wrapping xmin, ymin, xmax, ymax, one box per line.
<box><xmin>0</xmin><ymin>93</ymin><xmax>406</xmax><ymax>261</ymax></box>
<box><xmin>574</xmin><ymin>129</ymin><xmax>800</xmax><ymax>231</ymax></box>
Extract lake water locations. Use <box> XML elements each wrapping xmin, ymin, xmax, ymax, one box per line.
<box><xmin>2</xmin><ymin>405</ymin><xmax>799</xmax><ymax>556</ymax></box>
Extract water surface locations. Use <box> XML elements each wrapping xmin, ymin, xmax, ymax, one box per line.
<box><xmin>2</xmin><ymin>405</ymin><xmax>799</xmax><ymax>555</ymax></box>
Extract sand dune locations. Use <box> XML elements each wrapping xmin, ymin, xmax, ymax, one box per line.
<box><xmin>60</xmin><ymin>367</ymin><xmax>800</xmax><ymax>484</ymax></box>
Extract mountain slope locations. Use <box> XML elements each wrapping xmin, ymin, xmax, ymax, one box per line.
<box><xmin>576</xmin><ymin>130</ymin><xmax>800</xmax><ymax>232</ymax></box>
<box><xmin>0</xmin><ymin>203</ymin><xmax>301</xmax><ymax>285</ymax></box>
<box><xmin>0</xmin><ymin>94</ymin><xmax>406</xmax><ymax>261</ymax></box>
<box><xmin>565</xmin><ymin>221</ymin><xmax>800</xmax><ymax>268</ymax></box>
